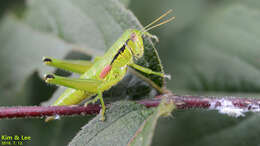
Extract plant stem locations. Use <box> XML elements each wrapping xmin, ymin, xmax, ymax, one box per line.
<box><xmin>0</xmin><ymin>93</ymin><xmax>260</xmax><ymax>119</ymax></box>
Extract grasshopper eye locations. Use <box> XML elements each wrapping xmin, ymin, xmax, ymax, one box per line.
<box><xmin>130</xmin><ymin>33</ymin><xmax>137</xmax><ymax>42</ymax></box>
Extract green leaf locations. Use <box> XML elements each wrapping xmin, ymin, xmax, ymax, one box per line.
<box><xmin>128</xmin><ymin>99</ymin><xmax>175</xmax><ymax>146</ymax></box>
<box><xmin>0</xmin><ymin>15</ymin><xmax>90</xmax><ymax>145</ymax></box>
<box><xmin>171</xmin><ymin>2</ymin><xmax>260</xmax><ymax>92</ymax></box>
<box><xmin>69</xmin><ymin>101</ymin><xmax>154</xmax><ymax>146</ymax></box>
<box><xmin>0</xmin><ymin>15</ymin><xmax>73</xmax><ymax>106</ymax></box>
<box><xmin>69</xmin><ymin>100</ymin><xmax>174</xmax><ymax>146</ymax></box>
<box><xmin>118</xmin><ymin>0</ymin><xmax>130</xmax><ymax>7</ymax></box>
<box><xmin>152</xmin><ymin>110</ymin><xmax>260</xmax><ymax>146</ymax></box>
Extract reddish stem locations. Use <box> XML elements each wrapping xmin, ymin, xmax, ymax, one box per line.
<box><xmin>0</xmin><ymin>93</ymin><xmax>260</xmax><ymax>119</ymax></box>
<box><xmin>0</xmin><ymin>105</ymin><xmax>101</xmax><ymax>119</ymax></box>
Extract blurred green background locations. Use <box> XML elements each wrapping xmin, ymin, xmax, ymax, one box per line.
<box><xmin>130</xmin><ymin>0</ymin><xmax>260</xmax><ymax>145</ymax></box>
<box><xmin>1</xmin><ymin>0</ymin><xmax>260</xmax><ymax>145</ymax></box>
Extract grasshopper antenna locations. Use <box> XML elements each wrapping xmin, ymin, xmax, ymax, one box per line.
<box><xmin>141</xmin><ymin>9</ymin><xmax>175</xmax><ymax>33</ymax></box>
<box><xmin>144</xmin><ymin>16</ymin><xmax>175</xmax><ymax>32</ymax></box>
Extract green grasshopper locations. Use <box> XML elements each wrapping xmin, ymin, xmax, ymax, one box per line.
<box><xmin>43</xmin><ymin>10</ymin><xmax>175</xmax><ymax>122</ymax></box>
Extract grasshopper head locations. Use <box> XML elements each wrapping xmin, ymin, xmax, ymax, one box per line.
<box><xmin>127</xmin><ymin>29</ymin><xmax>144</xmax><ymax>59</ymax></box>
<box><xmin>127</xmin><ymin>10</ymin><xmax>175</xmax><ymax>59</ymax></box>
<box><xmin>126</xmin><ymin>10</ymin><xmax>175</xmax><ymax>60</ymax></box>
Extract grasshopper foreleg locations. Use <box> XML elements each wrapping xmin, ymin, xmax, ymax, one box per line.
<box><xmin>129</xmin><ymin>63</ymin><xmax>171</xmax><ymax>79</ymax></box>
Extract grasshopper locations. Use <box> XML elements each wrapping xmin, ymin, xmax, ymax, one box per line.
<box><xmin>43</xmin><ymin>10</ymin><xmax>175</xmax><ymax>122</ymax></box>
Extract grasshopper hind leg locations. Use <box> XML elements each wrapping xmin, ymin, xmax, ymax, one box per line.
<box><xmin>44</xmin><ymin>74</ymin><xmax>102</xmax><ymax>92</ymax></box>
<box><xmin>44</xmin><ymin>74</ymin><xmax>106</xmax><ymax>121</ymax></box>
<box><xmin>42</xmin><ymin>56</ymin><xmax>94</xmax><ymax>74</ymax></box>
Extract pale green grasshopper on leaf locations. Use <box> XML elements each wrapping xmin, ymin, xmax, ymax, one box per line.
<box><xmin>43</xmin><ymin>10</ymin><xmax>175</xmax><ymax>122</ymax></box>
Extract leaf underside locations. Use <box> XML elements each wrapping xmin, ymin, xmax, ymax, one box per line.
<box><xmin>69</xmin><ymin>100</ymin><xmax>175</xmax><ymax>146</ymax></box>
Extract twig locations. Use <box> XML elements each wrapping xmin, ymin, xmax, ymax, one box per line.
<box><xmin>0</xmin><ymin>105</ymin><xmax>101</xmax><ymax>119</ymax></box>
<box><xmin>0</xmin><ymin>93</ymin><xmax>260</xmax><ymax>119</ymax></box>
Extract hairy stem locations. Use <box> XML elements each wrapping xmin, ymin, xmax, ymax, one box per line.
<box><xmin>0</xmin><ymin>93</ymin><xmax>260</xmax><ymax>119</ymax></box>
